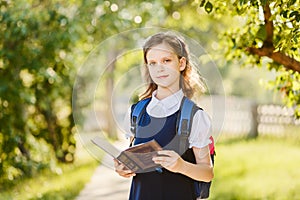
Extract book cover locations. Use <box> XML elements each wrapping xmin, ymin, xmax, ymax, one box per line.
<box><xmin>91</xmin><ymin>136</ymin><xmax>163</xmax><ymax>173</ymax></box>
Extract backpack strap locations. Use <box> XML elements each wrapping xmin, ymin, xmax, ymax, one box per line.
<box><xmin>177</xmin><ymin>97</ymin><xmax>198</xmax><ymax>155</ymax></box>
<box><xmin>129</xmin><ymin>98</ymin><xmax>151</xmax><ymax>146</ymax></box>
<box><xmin>129</xmin><ymin>97</ymin><xmax>215</xmax><ymax>156</ymax></box>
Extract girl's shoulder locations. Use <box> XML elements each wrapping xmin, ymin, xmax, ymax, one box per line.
<box><xmin>193</xmin><ymin>108</ymin><xmax>212</xmax><ymax>126</ymax></box>
<box><xmin>130</xmin><ymin>97</ymin><xmax>152</xmax><ymax>114</ymax></box>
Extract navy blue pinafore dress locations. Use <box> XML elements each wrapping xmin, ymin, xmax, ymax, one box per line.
<box><xmin>129</xmin><ymin>108</ymin><xmax>199</xmax><ymax>200</ymax></box>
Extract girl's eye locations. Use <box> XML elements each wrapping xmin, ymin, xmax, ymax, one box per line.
<box><xmin>163</xmin><ymin>59</ymin><xmax>171</xmax><ymax>63</ymax></box>
<box><xmin>148</xmin><ymin>62</ymin><xmax>156</xmax><ymax>67</ymax></box>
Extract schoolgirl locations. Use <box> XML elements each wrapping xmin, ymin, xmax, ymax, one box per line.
<box><xmin>115</xmin><ymin>32</ymin><xmax>214</xmax><ymax>200</ymax></box>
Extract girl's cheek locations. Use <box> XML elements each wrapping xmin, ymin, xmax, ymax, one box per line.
<box><xmin>148</xmin><ymin>69</ymin><xmax>156</xmax><ymax>77</ymax></box>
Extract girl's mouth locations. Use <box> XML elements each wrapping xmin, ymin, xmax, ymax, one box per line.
<box><xmin>157</xmin><ymin>75</ymin><xmax>169</xmax><ymax>79</ymax></box>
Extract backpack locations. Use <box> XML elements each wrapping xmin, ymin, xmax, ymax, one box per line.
<box><xmin>130</xmin><ymin>96</ymin><xmax>215</xmax><ymax>199</ymax></box>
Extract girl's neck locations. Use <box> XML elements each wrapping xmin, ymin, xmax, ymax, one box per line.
<box><xmin>155</xmin><ymin>86</ymin><xmax>180</xmax><ymax>100</ymax></box>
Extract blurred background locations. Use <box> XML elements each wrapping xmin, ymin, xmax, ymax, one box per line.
<box><xmin>0</xmin><ymin>0</ymin><xmax>299</xmax><ymax>199</ymax></box>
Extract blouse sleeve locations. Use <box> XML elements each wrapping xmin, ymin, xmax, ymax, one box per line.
<box><xmin>188</xmin><ymin>109</ymin><xmax>212</xmax><ymax>149</ymax></box>
<box><xmin>123</xmin><ymin>107</ymin><xmax>133</xmax><ymax>139</ymax></box>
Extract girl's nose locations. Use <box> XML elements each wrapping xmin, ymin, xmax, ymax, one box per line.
<box><xmin>156</xmin><ymin>64</ymin><xmax>165</xmax><ymax>72</ymax></box>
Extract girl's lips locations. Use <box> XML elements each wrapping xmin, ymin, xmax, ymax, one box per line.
<box><xmin>157</xmin><ymin>75</ymin><xmax>169</xmax><ymax>79</ymax></box>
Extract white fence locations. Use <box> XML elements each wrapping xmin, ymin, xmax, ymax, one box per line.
<box><xmin>257</xmin><ymin>104</ymin><xmax>300</xmax><ymax>136</ymax></box>
<box><xmin>82</xmin><ymin>95</ymin><xmax>300</xmax><ymax>138</ymax></box>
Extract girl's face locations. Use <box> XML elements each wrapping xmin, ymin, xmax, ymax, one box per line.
<box><xmin>146</xmin><ymin>43</ymin><xmax>186</xmax><ymax>92</ymax></box>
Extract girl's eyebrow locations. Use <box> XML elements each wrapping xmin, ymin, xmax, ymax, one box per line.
<box><xmin>147</xmin><ymin>59</ymin><xmax>156</xmax><ymax>63</ymax></box>
<box><xmin>160</xmin><ymin>57</ymin><xmax>172</xmax><ymax>61</ymax></box>
<box><xmin>147</xmin><ymin>55</ymin><xmax>174</xmax><ymax>60</ymax></box>
<box><xmin>147</xmin><ymin>56</ymin><xmax>173</xmax><ymax>63</ymax></box>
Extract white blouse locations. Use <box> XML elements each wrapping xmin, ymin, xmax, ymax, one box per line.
<box><xmin>123</xmin><ymin>89</ymin><xmax>212</xmax><ymax>149</ymax></box>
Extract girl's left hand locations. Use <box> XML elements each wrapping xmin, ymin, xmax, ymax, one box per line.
<box><xmin>152</xmin><ymin>150</ymin><xmax>185</xmax><ymax>173</ymax></box>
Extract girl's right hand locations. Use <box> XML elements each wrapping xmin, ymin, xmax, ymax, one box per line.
<box><xmin>113</xmin><ymin>159</ymin><xmax>136</xmax><ymax>178</ymax></box>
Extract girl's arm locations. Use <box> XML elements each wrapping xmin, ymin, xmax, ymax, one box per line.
<box><xmin>152</xmin><ymin>145</ymin><xmax>213</xmax><ymax>182</ymax></box>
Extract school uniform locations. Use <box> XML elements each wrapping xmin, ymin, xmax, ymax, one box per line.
<box><xmin>124</xmin><ymin>89</ymin><xmax>212</xmax><ymax>200</ymax></box>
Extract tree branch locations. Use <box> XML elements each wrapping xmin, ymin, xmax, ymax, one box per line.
<box><xmin>247</xmin><ymin>47</ymin><xmax>300</xmax><ymax>72</ymax></box>
<box><xmin>246</xmin><ymin>2</ymin><xmax>300</xmax><ymax>73</ymax></box>
<box><xmin>263</xmin><ymin>3</ymin><xmax>274</xmax><ymax>49</ymax></box>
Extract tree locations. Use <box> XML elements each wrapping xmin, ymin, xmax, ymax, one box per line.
<box><xmin>0</xmin><ymin>0</ymin><xmax>78</xmax><ymax>183</ymax></box>
<box><xmin>5</xmin><ymin>0</ymin><xmax>296</xmax><ymax>186</ymax></box>
<box><xmin>199</xmin><ymin>0</ymin><xmax>300</xmax><ymax>117</ymax></box>
<box><xmin>1</xmin><ymin>1</ymin><xmax>176</xmax><ymax>184</ymax></box>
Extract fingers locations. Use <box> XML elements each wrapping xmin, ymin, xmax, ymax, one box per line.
<box><xmin>152</xmin><ymin>150</ymin><xmax>180</xmax><ymax>167</ymax></box>
<box><xmin>153</xmin><ymin>157</ymin><xmax>176</xmax><ymax>167</ymax></box>
<box><xmin>117</xmin><ymin>170</ymin><xmax>136</xmax><ymax>178</ymax></box>
<box><xmin>113</xmin><ymin>159</ymin><xmax>136</xmax><ymax>178</ymax></box>
<box><xmin>157</xmin><ymin>150</ymin><xmax>178</xmax><ymax>157</ymax></box>
<box><xmin>152</xmin><ymin>150</ymin><xmax>185</xmax><ymax>173</ymax></box>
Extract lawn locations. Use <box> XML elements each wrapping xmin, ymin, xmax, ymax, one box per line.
<box><xmin>210</xmin><ymin>135</ymin><xmax>300</xmax><ymax>200</ymax></box>
<box><xmin>1</xmin><ymin>134</ymin><xmax>299</xmax><ymax>200</ymax></box>
<box><xmin>0</xmin><ymin>140</ymin><xmax>99</xmax><ymax>200</ymax></box>
<box><xmin>0</xmin><ymin>161</ymin><xmax>98</xmax><ymax>200</ymax></box>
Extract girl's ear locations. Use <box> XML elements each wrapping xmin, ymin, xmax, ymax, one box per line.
<box><xmin>179</xmin><ymin>57</ymin><xmax>187</xmax><ymax>71</ymax></box>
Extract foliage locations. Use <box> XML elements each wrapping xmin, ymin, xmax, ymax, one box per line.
<box><xmin>0</xmin><ymin>0</ymin><xmax>173</xmax><ymax>186</ymax></box>
<box><xmin>199</xmin><ymin>0</ymin><xmax>300</xmax><ymax>117</ymax></box>
<box><xmin>0</xmin><ymin>0</ymin><xmax>77</xmax><ymax>183</ymax></box>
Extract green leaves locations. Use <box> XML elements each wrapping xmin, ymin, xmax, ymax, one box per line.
<box><xmin>257</xmin><ymin>24</ymin><xmax>267</xmax><ymax>41</ymax></box>
<box><xmin>199</xmin><ymin>0</ymin><xmax>206</xmax><ymax>7</ymax></box>
<box><xmin>201</xmin><ymin>0</ymin><xmax>300</xmax><ymax>118</ymax></box>
<box><xmin>204</xmin><ymin>1</ymin><xmax>213</xmax><ymax>13</ymax></box>
<box><xmin>270</xmin><ymin>70</ymin><xmax>300</xmax><ymax>116</ymax></box>
<box><xmin>199</xmin><ymin>0</ymin><xmax>213</xmax><ymax>13</ymax></box>
<box><xmin>0</xmin><ymin>1</ymin><xmax>77</xmax><ymax>184</ymax></box>
<box><xmin>280</xmin><ymin>9</ymin><xmax>300</xmax><ymax>22</ymax></box>
<box><xmin>289</xmin><ymin>11</ymin><xmax>300</xmax><ymax>22</ymax></box>
<box><xmin>287</xmin><ymin>0</ymin><xmax>297</xmax><ymax>7</ymax></box>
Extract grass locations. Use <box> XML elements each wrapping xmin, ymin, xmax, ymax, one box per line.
<box><xmin>0</xmin><ymin>145</ymin><xmax>99</xmax><ymax>200</ymax></box>
<box><xmin>210</xmin><ymin>135</ymin><xmax>300</xmax><ymax>200</ymax></box>
<box><xmin>1</xmin><ymin>133</ymin><xmax>300</xmax><ymax>200</ymax></box>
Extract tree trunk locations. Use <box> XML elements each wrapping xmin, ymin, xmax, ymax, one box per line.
<box><xmin>105</xmin><ymin>50</ymin><xmax>118</xmax><ymax>140</ymax></box>
<box><xmin>248</xmin><ymin>103</ymin><xmax>259</xmax><ymax>138</ymax></box>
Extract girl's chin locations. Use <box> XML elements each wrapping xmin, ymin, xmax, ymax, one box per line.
<box><xmin>155</xmin><ymin>82</ymin><xmax>170</xmax><ymax>88</ymax></box>
<box><xmin>156</xmin><ymin>83</ymin><xmax>178</xmax><ymax>90</ymax></box>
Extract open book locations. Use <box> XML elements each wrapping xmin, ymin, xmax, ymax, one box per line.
<box><xmin>91</xmin><ymin>136</ymin><xmax>163</xmax><ymax>173</ymax></box>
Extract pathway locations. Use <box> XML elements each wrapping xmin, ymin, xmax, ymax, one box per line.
<box><xmin>76</xmin><ymin>138</ymin><xmax>131</xmax><ymax>200</ymax></box>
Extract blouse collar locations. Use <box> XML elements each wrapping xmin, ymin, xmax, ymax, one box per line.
<box><xmin>146</xmin><ymin>89</ymin><xmax>184</xmax><ymax>118</ymax></box>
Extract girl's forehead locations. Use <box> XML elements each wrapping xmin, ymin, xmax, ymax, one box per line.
<box><xmin>146</xmin><ymin>43</ymin><xmax>176</xmax><ymax>58</ymax></box>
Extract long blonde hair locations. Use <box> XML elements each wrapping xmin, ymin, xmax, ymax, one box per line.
<box><xmin>140</xmin><ymin>32</ymin><xmax>202</xmax><ymax>100</ymax></box>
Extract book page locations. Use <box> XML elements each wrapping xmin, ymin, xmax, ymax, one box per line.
<box><xmin>91</xmin><ymin>136</ymin><xmax>121</xmax><ymax>158</ymax></box>
<box><xmin>92</xmin><ymin>137</ymin><xmax>163</xmax><ymax>173</ymax></box>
